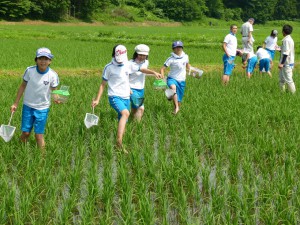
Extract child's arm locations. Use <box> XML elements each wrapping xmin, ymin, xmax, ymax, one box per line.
<box><xmin>160</xmin><ymin>66</ymin><xmax>167</xmax><ymax>79</ymax></box>
<box><xmin>186</xmin><ymin>63</ymin><xmax>191</xmax><ymax>72</ymax></box>
<box><xmin>140</xmin><ymin>68</ymin><xmax>162</xmax><ymax>79</ymax></box>
<box><xmin>11</xmin><ymin>81</ymin><xmax>27</xmax><ymax>112</ymax></box>
<box><xmin>92</xmin><ymin>80</ymin><xmax>107</xmax><ymax>107</ymax></box>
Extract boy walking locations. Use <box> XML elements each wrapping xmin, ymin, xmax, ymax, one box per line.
<box><xmin>278</xmin><ymin>24</ymin><xmax>295</xmax><ymax>93</ymax></box>
<box><xmin>11</xmin><ymin>47</ymin><xmax>59</xmax><ymax>150</ymax></box>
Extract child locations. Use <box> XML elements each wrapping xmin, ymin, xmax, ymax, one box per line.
<box><xmin>129</xmin><ymin>44</ymin><xmax>162</xmax><ymax>121</ymax></box>
<box><xmin>278</xmin><ymin>24</ymin><xmax>295</xmax><ymax>93</ymax></box>
<box><xmin>92</xmin><ymin>44</ymin><xmax>131</xmax><ymax>153</ymax></box>
<box><xmin>256</xmin><ymin>46</ymin><xmax>273</xmax><ymax>78</ymax></box>
<box><xmin>10</xmin><ymin>47</ymin><xmax>59</xmax><ymax>150</ymax></box>
<box><xmin>239</xmin><ymin>50</ymin><xmax>258</xmax><ymax>79</ymax></box>
<box><xmin>263</xmin><ymin>29</ymin><xmax>279</xmax><ymax>60</ymax></box>
<box><xmin>160</xmin><ymin>41</ymin><xmax>190</xmax><ymax>114</ymax></box>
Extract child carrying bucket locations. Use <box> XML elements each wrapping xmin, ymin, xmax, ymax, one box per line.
<box><xmin>10</xmin><ymin>47</ymin><xmax>60</xmax><ymax>150</ymax></box>
<box><xmin>160</xmin><ymin>41</ymin><xmax>190</xmax><ymax>114</ymax></box>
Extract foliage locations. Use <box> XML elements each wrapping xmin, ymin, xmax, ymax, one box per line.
<box><xmin>0</xmin><ymin>0</ymin><xmax>299</xmax><ymax>23</ymax></box>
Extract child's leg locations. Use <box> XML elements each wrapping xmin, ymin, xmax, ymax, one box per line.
<box><xmin>169</xmin><ymin>84</ymin><xmax>179</xmax><ymax>114</ymax></box>
<box><xmin>21</xmin><ymin>131</ymin><xmax>30</xmax><ymax>143</ymax></box>
<box><xmin>132</xmin><ymin>106</ymin><xmax>144</xmax><ymax>122</ymax></box>
<box><xmin>117</xmin><ymin>109</ymin><xmax>130</xmax><ymax>147</ymax></box>
<box><xmin>35</xmin><ymin>134</ymin><xmax>45</xmax><ymax>149</ymax></box>
<box><xmin>222</xmin><ymin>75</ymin><xmax>230</xmax><ymax>85</ymax></box>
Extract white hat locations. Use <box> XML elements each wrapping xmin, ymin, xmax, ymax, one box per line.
<box><xmin>135</xmin><ymin>44</ymin><xmax>150</xmax><ymax>55</ymax></box>
<box><xmin>36</xmin><ymin>47</ymin><xmax>53</xmax><ymax>59</ymax></box>
<box><xmin>114</xmin><ymin>45</ymin><xmax>128</xmax><ymax>63</ymax></box>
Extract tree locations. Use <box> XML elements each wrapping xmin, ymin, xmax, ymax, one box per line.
<box><xmin>154</xmin><ymin>0</ymin><xmax>207</xmax><ymax>21</ymax></box>
<box><xmin>205</xmin><ymin>0</ymin><xmax>224</xmax><ymax>19</ymax></box>
<box><xmin>274</xmin><ymin>0</ymin><xmax>298</xmax><ymax>20</ymax></box>
<box><xmin>0</xmin><ymin>0</ymin><xmax>31</xmax><ymax>20</ymax></box>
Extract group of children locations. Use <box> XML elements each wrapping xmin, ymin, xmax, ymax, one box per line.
<box><xmin>9</xmin><ymin>23</ymin><xmax>295</xmax><ymax>152</ymax></box>
<box><xmin>10</xmin><ymin>41</ymin><xmax>190</xmax><ymax>153</ymax></box>
<box><xmin>222</xmin><ymin>22</ymin><xmax>295</xmax><ymax>93</ymax></box>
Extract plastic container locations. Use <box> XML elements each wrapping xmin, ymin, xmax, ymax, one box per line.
<box><xmin>153</xmin><ymin>79</ymin><xmax>167</xmax><ymax>90</ymax></box>
<box><xmin>52</xmin><ymin>85</ymin><xmax>70</xmax><ymax>103</ymax></box>
<box><xmin>189</xmin><ymin>67</ymin><xmax>204</xmax><ymax>78</ymax></box>
<box><xmin>165</xmin><ymin>88</ymin><xmax>175</xmax><ymax>100</ymax></box>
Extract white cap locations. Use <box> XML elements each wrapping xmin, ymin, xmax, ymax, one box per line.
<box><xmin>135</xmin><ymin>44</ymin><xmax>150</xmax><ymax>55</ymax></box>
<box><xmin>36</xmin><ymin>47</ymin><xmax>53</xmax><ymax>59</ymax></box>
<box><xmin>114</xmin><ymin>45</ymin><xmax>128</xmax><ymax>63</ymax></box>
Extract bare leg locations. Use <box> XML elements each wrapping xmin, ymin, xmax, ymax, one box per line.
<box><xmin>117</xmin><ymin>109</ymin><xmax>130</xmax><ymax>153</ymax></box>
<box><xmin>21</xmin><ymin>131</ymin><xmax>30</xmax><ymax>144</ymax></box>
<box><xmin>35</xmin><ymin>134</ymin><xmax>46</xmax><ymax>154</ymax></box>
<box><xmin>169</xmin><ymin>84</ymin><xmax>179</xmax><ymax>114</ymax></box>
<box><xmin>267</xmin><ymin>71</ymin><xmax>272</xmax><ymax>78</ymax></box>
<box><xmin>132</xmin><ymin>107</ymin><xmax>144</xmax><ymax>122</ymax></box>
<box><xmin>222</xmin><ymin>75</ymin><xmax>230</xmax><ymax>85</ymax></box>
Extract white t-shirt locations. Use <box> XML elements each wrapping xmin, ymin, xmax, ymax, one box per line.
<box><xmin>129</xmin><ymin>59</ymin><xmax>149</xmax><ymax>90</ymax></box>
<box><xmin>256</xmin><ymin>48</ymin><xmax>271</xmax><ymax>60</ymax></box>
<box><xmin>23</xmin><ymin>66</ymin><xmax>59</xmax><ymax>110</ymax></box>
<box><xmin>241</xmin><ymin>21</ymin><xmax>253</xmax><ymax>37</ymax></box>
<box><xmin>164</xmin><ymin>52</ymin><xmax>189</xmax><ymax>82</ymax></box>
<box><xmin>223</xmin><ymin>33</ymin><xmax>237</xmax><ymax>56</ymax></box>
<box><xmin>264</xmin><ymin>36</ymin><xmax>278</xmax><ymax>50</ymax></box>
<box><xmin>280</xmin><ymin>35</ymin><xmax>294</xmax><ymax>65</ymax></box>
<box><xmin>102</xmin><ymin>59</ymin><xmax>132</xmax><ymax>99</ymax></box>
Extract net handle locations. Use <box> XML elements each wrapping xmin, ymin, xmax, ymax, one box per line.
<box><xmin>8</xmin><ymin>111</ymin><xmax>14</xmax><ymax>125</ymax></box>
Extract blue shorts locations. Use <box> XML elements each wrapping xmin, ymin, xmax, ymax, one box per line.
<box><xmin>167</xmin><ymin>77</ymin><xmax>186</xmax><ymax>102</ymax></box>
<box><xmin>266</xmin><ymin>48</ymin><xmax>275</xmax><ymax>60</ymax></box>
<box><xmin>21</xmin><ymin>104</ymin><xmax>50</xmax><ymax>134</ymax></box>
<box><xmin>109</xmin><ymin>96</ymin><xmax>130</xmax><ymax>120</ymax></box>
<box><xmin>246</xmin><ymin>56</ymin><xmax>258</xmax><ymax>74</ymax></box>
<box><xmin>259</xmin><ymin>58</ymin><xmax>270</xmax><ymax>72</ymax></box>
<box><xmin>130</xmin><ymin>88</ymin><xmax>144</xmax><ymax>109</ymax></box>
<box><xmin>223</xmin><ymin>54</ymin><xmax>235</xmax><ymax>75</ymax></box>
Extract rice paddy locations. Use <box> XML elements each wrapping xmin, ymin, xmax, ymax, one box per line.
<box><xmin>0</xmin><ymin>21</ymin><xmax>300</xmax><ymax>224</ymax></box>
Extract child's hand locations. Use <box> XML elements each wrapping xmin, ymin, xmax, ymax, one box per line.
<box><xmin>92</xmin><ymin>99</ymin><xmax>99</xmax><ymax>107</ymax></box>
<box><xmin>10</xmin><ymin>103</ymin><xmax>17</xmax><ymax>112</ymax></box>
<box><xmin>54</xmin><ymin>99</ymin><xmax>62</xmax><ymax>104</ymax></box>
<box><xmin>155</xmin><ymin>72</ymin><xmax>163</xmax><ymax>79</ymax></box>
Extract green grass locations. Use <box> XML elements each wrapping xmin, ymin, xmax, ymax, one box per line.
<box><xmin>1</xmin><ymin>21</ymin><xmax>300</xmax><ymax>224</ymax></box>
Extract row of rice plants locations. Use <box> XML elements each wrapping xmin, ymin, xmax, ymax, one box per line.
<box><xmin>1</xmin><ymin>70</ymin><xmax>300</xmax><ymax>223</ymax></box>
<box><xmin>1</xmin><ymin>23</ymin><xmax>297</xmax><ymax>71</ymax></box>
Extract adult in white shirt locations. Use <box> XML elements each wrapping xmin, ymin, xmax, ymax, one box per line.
<box><xmin>263</xmin><ymin>29</ymin><xmax>279</xmax><ymax>60</ymax></box>
<box><xmin>278</xmin><ymin>24</ymin><xmax>295</xmax><ymax>93</ymax></box>
<box><xmin>222</xmin><ymin>24</ymin><xmax>238</xmax><ymax>85</ymax></box>
<box><xmin>241</xmin><ymin>18</ymin><xmax>255</xmax><ymax>53</ymax></box>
